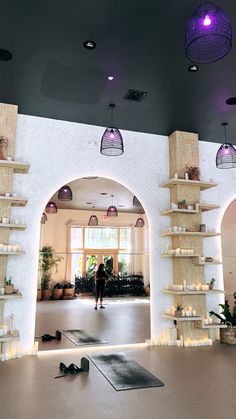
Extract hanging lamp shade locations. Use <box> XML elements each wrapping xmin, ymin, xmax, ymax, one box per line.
<box><xmin>58</xmin><ymin>185</ymin><xmax>73</xmax><ymax>201</ymax></box>
<box><xmin>100</xmin><ymin>104</ymin><xmax>124</xmax><ymax>156</ymax></box>
<box><xmin>107</xmin><ymin>194</ymin><xmax>118</xmax><ymax>217</ymax></box>
<box><xmin>135</xmin><ymin>217</ymin><xmax>145</xmax><ymax>227</ymax></box>
<box><xmin>88</xmin><ymin>214</ymin><xmax>98</xmax><ymax>226</ymax></box>
<box><xmin>216</xmin><ymin>122</ymin><xmax>236</xmax><ymax>169</ymax></box>
<box><xmin>185</xmin><ymin>1</ymin><xmax>232</xmax><ymax>64</ymax></box>
<box><xmin>46</xmin><ymin>201</ymin><xmax>58</xmax><ymax>214</ymax></box>
<box><xmin>41</xmin><ymin>212</ymin><xmax>47</xmax><ymax>224</ymax></box>
<box><xmin>133</xmin><ymin>196</ymin><xmax>142</xmax><ymax>207</ymax></box>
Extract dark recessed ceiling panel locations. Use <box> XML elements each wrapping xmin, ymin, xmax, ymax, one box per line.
<box><xmin>0</xmin><ymin>1</ymin><xmax>236</xmax><ymax>144</ymax></box>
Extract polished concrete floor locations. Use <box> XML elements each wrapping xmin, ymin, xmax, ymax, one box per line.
<box><xmin>0</xmin><ymin>343</ymin><xmax>236</xmax><ymax>419</ymax></box>
<box><xmin>35</xmin><ymin>297</ymin><xmax>150</xmax><ymax>351</ymax></box>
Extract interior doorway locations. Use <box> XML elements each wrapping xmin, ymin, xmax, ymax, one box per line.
<box><xmin>35</xmin><ymin>176</ymin><xmax>150</xmax><ymax>350</ymax></box>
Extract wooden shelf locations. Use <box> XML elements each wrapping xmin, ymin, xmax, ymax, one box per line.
<box><xmin>0</xmin><ymin>223</ymin><xmax>26</xmax><ymax>230</ymax></box>
<box><xmin>162</xmin><ymin>253</ymin><xmax>199</xmax><ymax>258</ymax></box>
<box><xmin>0</xmin><ymin>251</ymin><xmax>25</xmax><ymax>256</ymax></box>
<box><xmin>162</xmin><ymin>313</ymin><xmax>202</xmax><ymax>321</ymax></box>
<box><xmin>199</xmin><ymin>203</ymin><xmax>220</xmax><ymax>212</ymax></box>
<box><xmin>160</xmin><ymin>178</ymin><xmax>217</xmax><ymax>190</ymax></box>
<box><xmin>0</xmin><ymin>293</ymin><xmax>22</xmax><ymax>300</ymax></box>
<box><xmin>160</xmin><ymin>232</ymin><xmax>220</xmax><ymax>237</ymax></box>
<box><xmin>195</xmin><ymin>322</ymin><xmax>227</xmax><ymax>329</ymax></box>
<box><xmin>0</xmin><ymin>160</ymin><xmax>30</xmax><ymax>173</ymax></box>
<box><xmin>162</xmin><ymin>289</ymin><xmax>224</xmax><ymax>295</ymax></box>
<box><xmin>0</xmin><ymin>330</ymin><xmax>19</xmax><ymax>342</ymax></box>
<box><xmin>160</xmin><ymin>209</ymin><xmax>198</xmax><ymax>216</ymax></box>
<box><xmin>194</xmin><ymin>256</ymin><xmax>222</xmax><ymax>266</ymax></box>
<box><xmin>0</xmin><ymin>196</ymin><xmax>28</xmax><ymax>206</ymax></box>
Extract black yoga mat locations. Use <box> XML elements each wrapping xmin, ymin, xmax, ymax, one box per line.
<box><xmin>89</xmin><ymin>352</ymin><xmax>164</xmax><ymax>391</ymax></box>
<box><xmin>60</xmin><ymin>329</ymin><xmax>108</xmax><ymax>346</ymax></box>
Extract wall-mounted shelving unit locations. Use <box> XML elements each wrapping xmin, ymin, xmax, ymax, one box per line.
<box><xmin>162</xmin><ymin>289</ymin><xmax>224</xmax><ymax>295</ymax></box>
<box><xmin>0</xmin><ymin>224</ymin><xmax>26</xmax><ymax>230</ymax></box>
<box><xmin>0</xmin><ymin>160</ymin><xmax>30</xmax><ymax>173</ymax></box>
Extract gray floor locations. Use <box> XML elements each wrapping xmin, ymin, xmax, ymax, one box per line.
<box><xmin>35</xmin><ymin>297</ymin><xmax>151</xmax><ymax>350</ymax></box>
<box><xmin>1</xmin><ymin>298</ymin><xmax>236</xmax><ymax>419</ymax></box>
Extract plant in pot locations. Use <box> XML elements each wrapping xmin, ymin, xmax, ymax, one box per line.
<box><xmin>209</xmin><ymin>293</ymin><xmax>236</xmax><ymax>344</ymax></box>
<box><xmin>208</xmin><ymin>278</ymin><xmax>216</xmax><ymax>290</ymax></box>
<box><xmin>0</xmin><ymin>135</ymin><xmax>8</xmax><ymax>160</ymax></box>
<box><xmin>178</xmin><ymin>199</ymin><xmax>187</xmax><ymax>209</ymax></box>
<box><xmin>39</xmin><ymin>246</ymin><xmax>63</xmax><ymax>300</ymax></box>
<box><xmin>175</xmin><ymin>303</ymin><xmax>183</xmax><ymax>317</ymax></box>
<box><xmin>63</xmin><ymin>282</ymin><xmax>75</xmax><ymax>299</ymax></box>
<box><xmin>4</xmin><ymin>276</ymin><xmax>14</xmax><ymax>295</ymax></box>
<box><xmin>52</xmin><ymin>283</ymin><xmax>64</xmax><ymax>300</ymax></box>
<box><xmin>186</xmin><ymin>165</ymin><xmax>200</xmax><ymax>181</ymax></box>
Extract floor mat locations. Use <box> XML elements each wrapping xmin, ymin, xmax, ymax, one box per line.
<box><xmin>89</xmin><ymin>352</ymin><xmax>164</xmax><ymax>391</ymax></box>
<box><xmin>60</xmin><ymin>329</ymin><xmax>108</xmax><ymax>346</ymax></box>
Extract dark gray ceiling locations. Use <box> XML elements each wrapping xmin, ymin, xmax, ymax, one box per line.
<box><xmin>1</xmin><ymin>0</ymin><xmax>236</xmax><ymax>144</ymax></box>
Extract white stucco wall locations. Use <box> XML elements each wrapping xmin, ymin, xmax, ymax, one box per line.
<box><xmin>4</xmin><ymin>114</ymin><xmax>234</xmax><ymax>353</ymax></box>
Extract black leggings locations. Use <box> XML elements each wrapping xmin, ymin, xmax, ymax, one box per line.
<box><xmin>95</xmin><ymin>279</ymin><xmax>105</xmax><ymax>299</ymax></box>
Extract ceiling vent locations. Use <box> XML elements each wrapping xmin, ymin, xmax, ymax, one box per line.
<box><xmin>124</xmin><ymin>89</ymin><xmax>147</xmax><ymax>102</ymax></box>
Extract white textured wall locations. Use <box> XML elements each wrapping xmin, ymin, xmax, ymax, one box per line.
<box><xmin>4</xmin><ymin>114</ymin><xmax>234</xmax><ymax>353</ymax></box>
<box><xmin>5</xmin><ymin>114</ymin><xmax>170</xmax><ymax>352</ymax></box>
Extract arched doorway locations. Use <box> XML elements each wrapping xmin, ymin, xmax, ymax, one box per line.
<box><xmin>35</xmin><ymin>176</ymin><xmax>151</xmax><ymax>350</ymax></box>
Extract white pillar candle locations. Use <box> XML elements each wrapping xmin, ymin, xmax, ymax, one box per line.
<box><xmin>192</xmin><ymin>310</ymin><xmax>197</xmax><ymax>317</ymax></box>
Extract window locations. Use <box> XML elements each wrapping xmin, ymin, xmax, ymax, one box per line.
<box><xmin>70</xmin><ymin>226</ymin><xmax>132</xmax><ymax>278</ymax></box>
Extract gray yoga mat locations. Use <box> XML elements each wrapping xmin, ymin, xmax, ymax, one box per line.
<box><xmin>89</xmin><ymin>352</ymin><xmax>164</xmax><ymax>391</ymax></box>
<box><xmin>60</xmin><ymin>329</ymin><xmax>108</xmax><ymax>346</ymax></box>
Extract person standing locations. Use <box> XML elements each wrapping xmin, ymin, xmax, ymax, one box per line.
<box><xmin>94</xmin><ymin>263</ymin><xmax>108</xmax><ymax>310</ymax></box>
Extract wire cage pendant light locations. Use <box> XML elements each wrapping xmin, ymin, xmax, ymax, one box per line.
<box><xmin>46</xmin><ymin>201</ymin><xmax>58</xmax><ymax>214</ymax></box>
<box><xmin>135</xmin><ymin>217</ymin><xmax>145</xmax><ymax>227</ymax></box>
<box><xmin>100</xmin><ymin>104</ymin><xmax>124</xmax><ymax>156</ymax></box>
<box><xmin>185</xmin><ymin>1</ymin><xmax>232</xmax><ymax>64</ymax></box>
<box><xmin>88</xmin><ymin>214</ymin><xmax>98</xmax><ymax>226</ymax></box>
<box><xmin>216</xmin><ymin>122</ymin><xmax>236</xmax><ymax>169</ymax></box>
<box><xmin>58</xmin><ymin>185</ymin><xmax>73</xmax><ymax>201</ymax></box>
<box><xmin>41</xmin><ymin>212</ymin><xmax>47</xmax><ymax>224</ymax></box>
<box><xmin>107</xmin><ymin>194</ymin><xmax>118</xmax><ymax>217</ymax></box>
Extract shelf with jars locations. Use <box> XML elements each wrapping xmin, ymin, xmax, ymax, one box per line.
<box><xmin>0</xmin><ymin>159</ymin><xmax>30</xmax><ymax>173</ymax></box>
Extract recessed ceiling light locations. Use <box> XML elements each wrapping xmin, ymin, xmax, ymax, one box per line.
<box><xmin>82</xmin><ymin>176</ymin><xmax>98</xmax><ymax>179</ymax></box>
<box><xmin>0</xmin><ymin>49</ymin><xmax>12</xmax><ymax>61</ymax></box>
<box><xmin>108</xmin><ymin>76</ymin><xmax>114</xmax><ymax>81</ymax></box>
<box><xmin>119</xmin><ymin>205</ymin><xmax>125</xmax><ymax>207</ymax></box>
<box><xmin>100</xmin><ymin>192</ymin><xmax>107</xmax><ymax>195</ymax></box>
<box><xmin>226</xmin><ymin>97</ymin><xmax>236</xmax><ymax>105</ymax></box>
<box><xmin>86</xmin><ymin>202</ymin><xmax>92</xmax><ymax>205</ymax></box>
<box><xmin>83</xmin><ymin>40</ymin><xmax>96</xmax><ymax>50</ymax></box>
<box><xmin>188</xmin><ymin>64</ymin><xmax>200</xmax><ymax>72</ymax></box>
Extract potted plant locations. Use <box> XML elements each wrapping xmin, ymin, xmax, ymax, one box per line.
<box><xmin>4</xmin><ymin>277</ymin><xmax>14</xmax><ymax>294</ymax></box>
<box><xmin>208</xmin><ymin>278</ymin><xmax>216</xmax><ymax>290</ymax></box>
<box><xmin>0</xmin><ymin>135</ymin><xmax>8</xmax><ymax>160</ymax></box>
<box><xmin>63</xmin><ymin>282</ymin><xmax>75</xmax><ymax>299</ymax></box>
<box><xmin>178</xmin><ymin>199</ymin><xmax>187</xmax><ymax>209</ymax></box>
<box><xmin>186</xmin><ymin>165</ymin><xmax>200</xmax><ymax>181</ymax></box>
<box><xmin>209</xmin><ymin>293</ymin><xmax>236</xmax><ymax>344</ymax></box>
<box><xmin>39</xmin><ymin>246</ymin><xmax>63</xmax><ymax>300</ymax></box>
<box><xmin>52</xmin><ymin>283</ymin><xmax>64</xmax><ymax>300</ymax></box>
<box><xmin>175</xmin><ymin>303</ymin><xmax>183</xmax><ymax>317</ymax></box>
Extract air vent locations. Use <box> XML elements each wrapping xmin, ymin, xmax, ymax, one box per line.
<box><xmin>124</xmin><ymin>89</ymin><xmax>147</xmax><ymax>102</ymax></box>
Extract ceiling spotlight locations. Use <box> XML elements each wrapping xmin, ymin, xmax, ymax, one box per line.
<box><xmin>188</xmin><ymin>64</ymin><xmax>200</xmax><ymax>72</ymax></box>
<box><xmin>100</xmin><ymin>192</ymin><xmax>107</xmax><ymax>195</ymax></box>
<box><xmin>83</xmin><ymin>40</ymin><xmax>96</xmax><ymax>50</ymax></box>
<box><xmin>108</xmin><ymin>76</ymin><xmax>114</xmax><ymax>80</ymax></box>
<box><xmin>226</xmin><ymin>97</ymin><xmax>236</xmax><ymax>105</ymax></box>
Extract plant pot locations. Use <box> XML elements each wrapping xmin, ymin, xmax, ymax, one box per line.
<box><xmin>4</xmin><ymin>284</ymin><xmax>14</xmax><ymax>294</ymax></box>
<box><xmin>37</xmin><ymin>289</ymin><xmax>42</xmax><ymax>301</ymax></box>
<box><xmin>52</xmin><ymin>288</ymin><xmax>63</xmax><ymax>300</ymax></box>
<box><xmin>42</xmin><ymin>289</ymin><xmax>51</xmax><ymax>300</ymax></box>
<box><xmin>0</xmin><ymin>147</ymin><xmax>5</xmax><ymax>160</ymax></box>
<box><xmin>178</xmin><ymin>204</ymin><xmax>188</xmax><ymax>209</ymax></box>
<box><xmin>144</xmin><ymin>286</ymin><xmax>150</xmax><ymax>296</ymax></box>
<box><xmin>174</xmin><ymin>310</ymin><xmax>182</xmax><ymax>317</ymax></box>
<box><xmin>189</xmin><ymin>174</ymin><xmax>200</xmax><ymax>181</ymax></box>
<box><xmin>220</xmin><ymin>325</ymin><xmax>236</xmax><ymax>344</ymax></box>
<box><xmin>63</xmin><ymin>288</ymin><xmax>75</xmax><ymax>299</ymax></box>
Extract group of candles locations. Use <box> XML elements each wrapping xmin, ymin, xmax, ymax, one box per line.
<box><xmin>164</xmin><ymin>246</ymin><xmax>194</xmax><ymax>255</ymax></box>
<box><xmin>166</xmin><ymin>282</ymin><xmax>210</xmax><ymax>291</ymax></box>
<box><xmin>0</xmin><ymin>217</ymin><xmax>25</xmax><ymax>225</ymax></box>
<box><xmin>0</xmin><ymin>243</ymin><xmax>22</xmax><ymax>252</ymax></box>
<box><xmin>0</xmin><ymin>342</ymin><xmax>39</xmax><ymax>361</ymax></box>
<box><xmin>146</xmin><ymin>328</ymin><xmax>214</xmax><ymax>347</ymax></box>
<box><xmin>167</xmin><ymin>306</ymin><xmax>198</xmax><ymax>317</ymax></box>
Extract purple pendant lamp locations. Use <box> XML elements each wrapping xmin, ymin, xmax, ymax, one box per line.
<box><xmin>107</xmin><ymin>195</ymin><xmax>118</xmax><ymax>217</ymax></box>
<box><xmin>58</xmin><ymin>185</ymin><xmax>73</xmax><ymax>201</ymax></box>
<box><xmin>88</xmin><ymin>206</ymin><xmax>98</xmax><ymax>226</ymax></box>
<box><xmin>216</xmin><ymin>122</ymin><xmax>236</xmax><ymax>169</ymax></box>
<box><xmin>185</xmin><ymin>2</ymin><xmax>232</xmax><ymax>64</ymax></box>
<box><xmin>41</xmin><ymin>212</ymin><xmax>47</xmax><ymax>224</ymax></box>
<box><xmin>135</xmin><ymin>217</ymin><xmax>145</xmax><ymax>227</ymax></box>
<box><xmin>100</xmin><ymin>104</ymin><xmax>124</xmax><ymax>156</ymax></box>
<box><xmin>46</xmin><ymin>201</ymin><xmax>58</xmax><ymax>214</ymax></box>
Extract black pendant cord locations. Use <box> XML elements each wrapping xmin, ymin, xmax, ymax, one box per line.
<box><xmin>222</xmin><ymin>122</ymin><xmax>228</xmax><ymax>144</ymax></box>
<box><xmin>109</xmin><ymin>103</ymin><xmax>115</xmax><ymax>127</ymax></box>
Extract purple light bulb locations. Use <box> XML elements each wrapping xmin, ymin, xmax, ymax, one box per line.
<box><xmin>203</xmin><ymin>14</ymin><xmax>211</xmax><ymax>26</ymax></box>
<box><xmin>110</xmin><ymin>132</ymin><xmax>115</xmax><ymax>139</ymax></box>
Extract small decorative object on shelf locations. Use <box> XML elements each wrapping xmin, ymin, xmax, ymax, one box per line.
<box><xmin>178</xmin><ymin>199</ymin><xmax>187</xmax><ymax>209</ymax></box>
<box><xmin>208</xmin><ymin>278</ymin><xmax>216</xmax><ymax>290</ymax></box>
<box><xmin>4</xmin><ymin>277</ymin><xmax>14</xmax><ymax>294</ymax></box>
<box><xmin>0</xmin><ymin>135</ymin><xmax>8</xmax><ymax>160</ymax></box>
<box><xmin>186</xmin><ymin>165</ymin><xmax>200</xmax><ymax>181</ymax></box>
<box><xmin>175</xmin><ymin>303</ymin><xmax>183</xmax><ymax>317</ymax></box>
